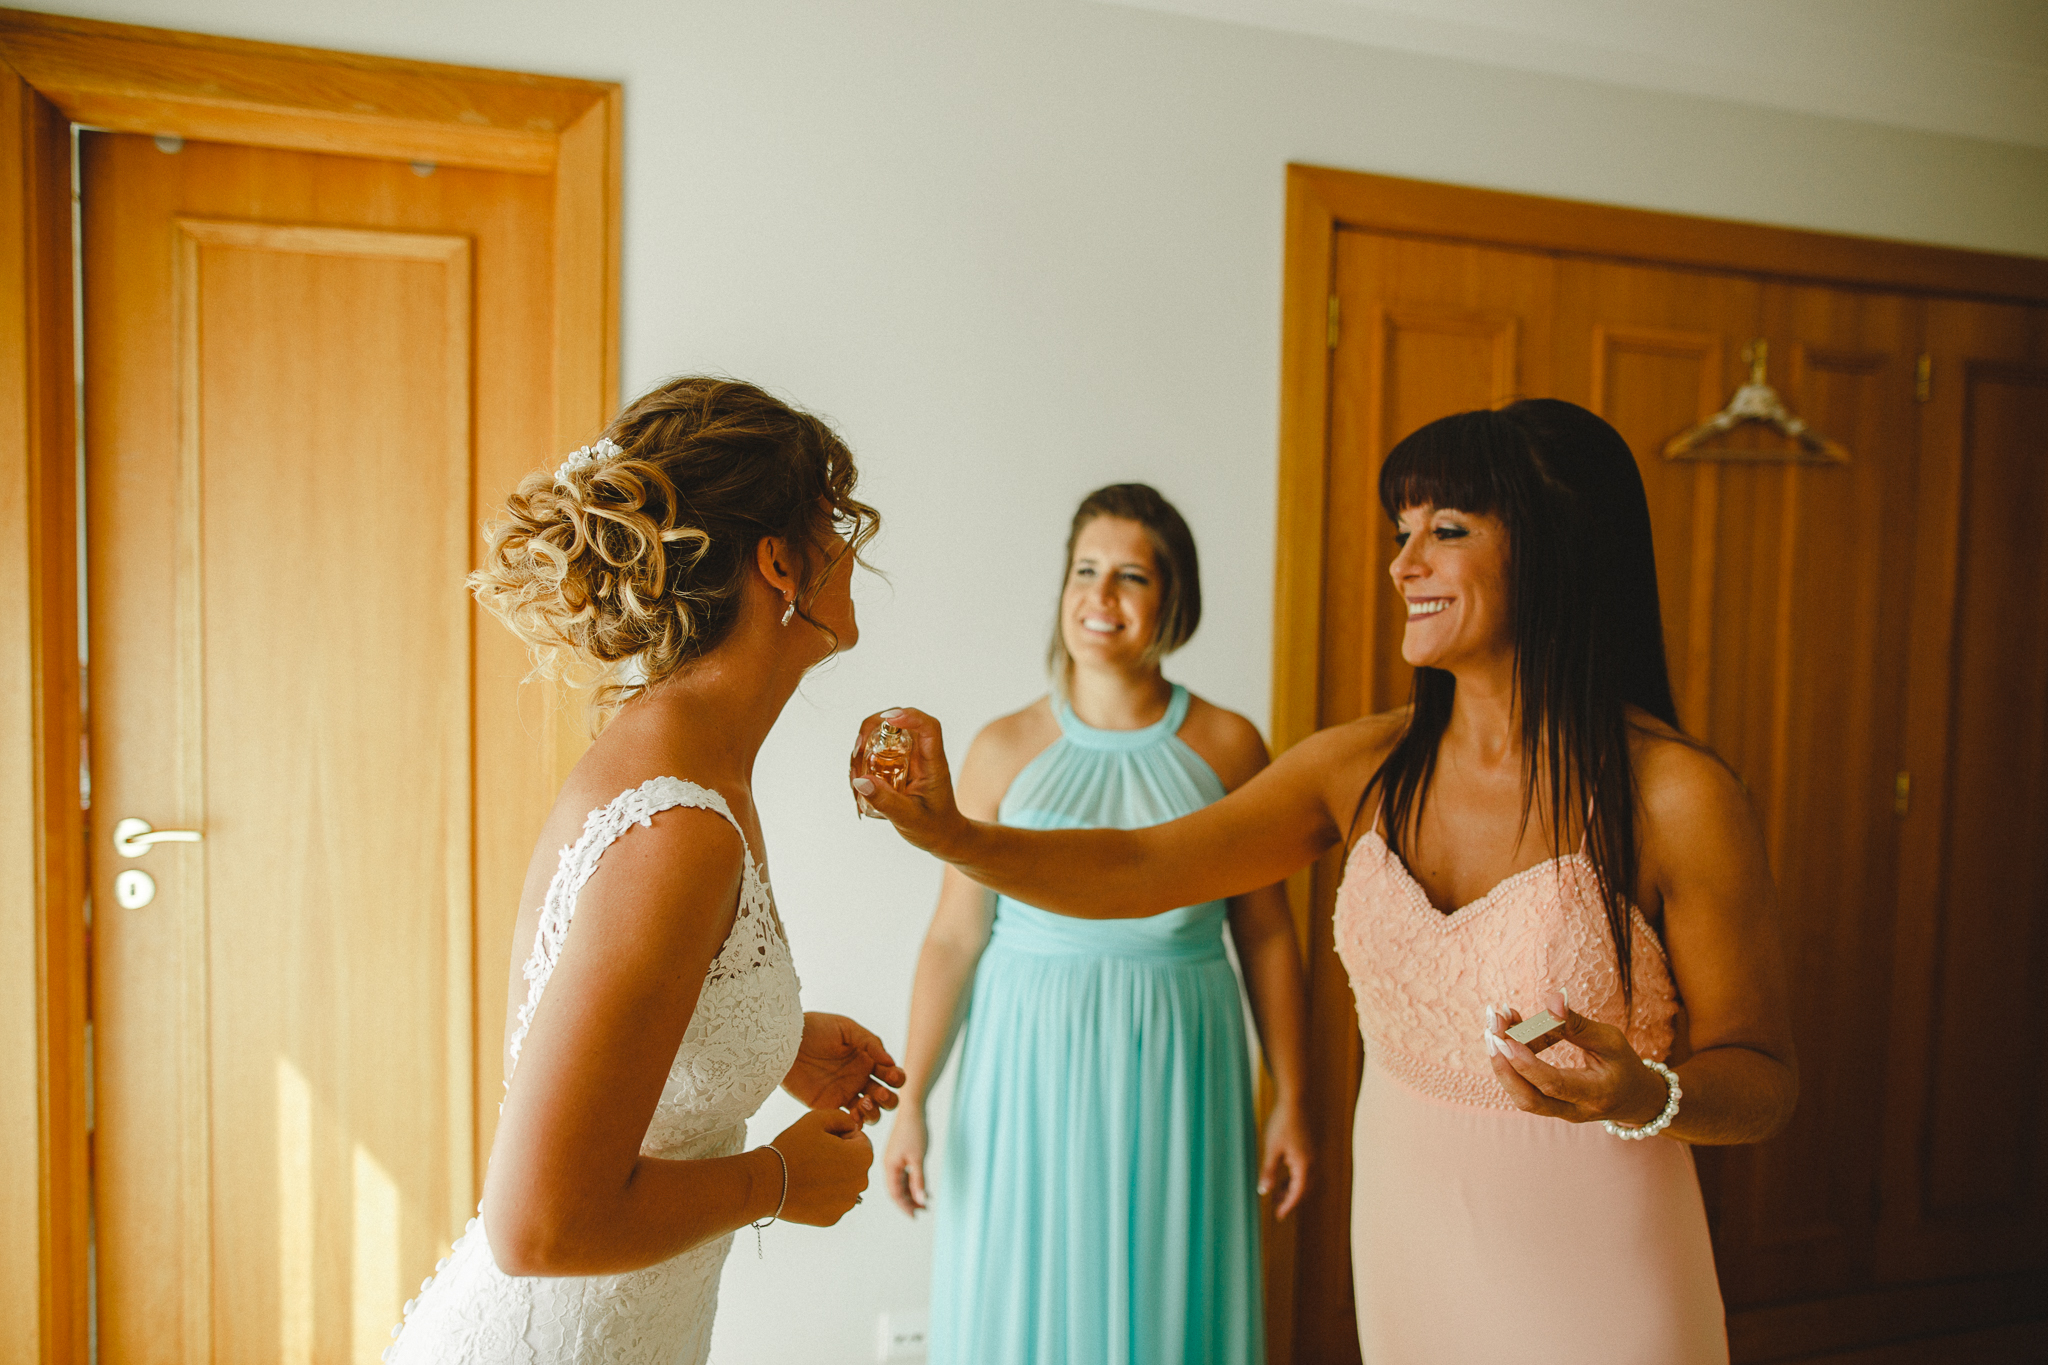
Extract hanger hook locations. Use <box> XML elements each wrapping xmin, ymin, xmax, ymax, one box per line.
<box><xmin>1745</xmin><ymin>338</ymin><xmax>1769</xmax><ymax>384</ymax></box>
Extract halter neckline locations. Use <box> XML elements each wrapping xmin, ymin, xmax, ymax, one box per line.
<box><xmin>1051</xmin><ymin>682</ymin><xmax>1190</xmax><ymax>751</ymax></box>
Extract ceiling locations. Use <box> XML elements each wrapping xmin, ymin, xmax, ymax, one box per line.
<box><xmin>1093</xmin><ymin>0</ymin><xmax>2048</xmax><ymax>149</ymax></box>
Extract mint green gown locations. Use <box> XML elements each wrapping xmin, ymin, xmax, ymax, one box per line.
<box><xmin>929</xmin><ymin>684</ymin><xmax>1263</xmax><ymax>1365</ymax></box>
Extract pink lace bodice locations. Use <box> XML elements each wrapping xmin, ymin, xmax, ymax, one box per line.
<box><xmin>1333</xmin><ymin>829</ymin><xmax>1679</xmax><ymax>1110</ymax></box>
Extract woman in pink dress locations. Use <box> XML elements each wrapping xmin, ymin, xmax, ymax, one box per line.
<box><xmin>853</xmin><ymin>399</ymin><xmax>1797</xmax><ymax>1363</ymax></box>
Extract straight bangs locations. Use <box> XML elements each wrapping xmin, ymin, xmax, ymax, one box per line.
<box><xmin>1377</xmin><ymin>410</ymin><xmax>1530</xmax><ymax>523</ymax></box>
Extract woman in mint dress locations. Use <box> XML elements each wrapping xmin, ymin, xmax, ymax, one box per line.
<box><xmin>882</xmin><ymin>484</ymin><xmax>1311</xmax><ymax>1365</ymax></box>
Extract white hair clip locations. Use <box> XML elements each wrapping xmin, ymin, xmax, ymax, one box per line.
<box><xmin>554</xmin><ymin>436</ymin><xmax>626</xmax><ymax>486</ymax></box>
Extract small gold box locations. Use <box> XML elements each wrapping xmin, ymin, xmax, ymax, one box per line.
<box><xmin>1506</xmin><ymin>1010</ymin><xmax>1566</xmax><ymax>1054</ymax></box>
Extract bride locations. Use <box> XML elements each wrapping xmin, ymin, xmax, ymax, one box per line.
<box><xmin>387</xmin><ymin>376</ymin><xmax>902</xmax><ymax>1364</ymax></box>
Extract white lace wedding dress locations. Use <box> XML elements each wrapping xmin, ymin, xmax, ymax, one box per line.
<box><xmin>386</xmin><ymin>777</ymin><xmax>804</xmax><ymax>1364</ymax></box>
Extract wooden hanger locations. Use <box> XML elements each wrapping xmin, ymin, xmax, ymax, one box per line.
<box><xmin>1664</xmin><ymin>340</ymin><xmax>1847</xmax><ymax>463</ymax></box>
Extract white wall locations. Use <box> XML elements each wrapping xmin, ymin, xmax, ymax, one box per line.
<box><xmin>56</xmin><ymin>0</ymin><xmax>2048</xmax><ymax>1359</ymax></box>
<box><xmin>1102</xmin><ymin>0</ymin><xmax>2048</xmax><ymax>149</ymax></box>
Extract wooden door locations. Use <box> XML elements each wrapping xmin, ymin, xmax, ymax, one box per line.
<box><xmin>1291</xmin><ymin>227</ymin><xmax>1949</xmax><ymax>1361</ymax></box>
<box><xmin>83</xmin><ymin>132</ymin><xmax>556</xmax><ymax>1364</ymax></box>
<box><xmin>1883</xmin><ymin>299</ymin><xmax>2048</xmax><ymax>1287</ymax></box>
<box><xmin>1560</xmin><ymin>264</ymin><xmax>1927</xmax><ymax>1324</ymax></box>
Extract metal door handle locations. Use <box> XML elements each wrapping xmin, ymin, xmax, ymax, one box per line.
<box><xmin>113</xmin><ymin>817</ymin><xmax>204</xmax><ymax>857</ymax></box>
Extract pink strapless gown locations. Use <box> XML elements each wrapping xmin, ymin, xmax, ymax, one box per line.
<box><xmin>1333</xmin><ymin>830</ymin><xmax>1728</xmax><ymax>1364</ymax></box>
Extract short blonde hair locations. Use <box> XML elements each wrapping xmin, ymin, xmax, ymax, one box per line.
<box><xmin>470</xmin><ymin>376</ymin><xmax>878</xmax><ymax>723</ymax></box>
<box><xmin>1047</xmin><ymin>483</ymin><xmax>1202</xmax><ymax>689</ymax></box>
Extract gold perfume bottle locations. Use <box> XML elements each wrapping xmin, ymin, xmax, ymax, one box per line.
<box><xmin>859</xmin><ymin>720</ymin><xmax>912</xmax><ymax>818</ymax></box>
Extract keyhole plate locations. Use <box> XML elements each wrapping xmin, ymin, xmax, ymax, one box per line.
<box><xmin>114</xmin><ymin>869</ymin><xmax>156</xmax><ymax>909</ymax></box>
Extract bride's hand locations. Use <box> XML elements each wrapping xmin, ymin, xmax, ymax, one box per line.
<box><xmin>850</xmin><ymin>708</ymin><xmax>970</xmax><ymax>857</ymax></box>
<box><xmin>1484</xmin><ymin>990</ymin><xmax>1670</xmax><ymax>1127</ymax></box>
<box><xmin>766</xmin><ymin>1107</ymin><xmax>872</xmax><ymax>1226</ymax></box>
<box><xmin>782</xmin><ymin>1012</ymin><xmax>905</xmax><ymax>1123</ymax></box>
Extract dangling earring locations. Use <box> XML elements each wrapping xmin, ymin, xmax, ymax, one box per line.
<box><xmin>780</xmin><ymin>596</ymin><xmax>796</xmax><ymax>627</ymax></box>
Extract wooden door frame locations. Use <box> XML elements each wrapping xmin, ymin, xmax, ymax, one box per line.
<box><xmin>0</xmin><ymin>11</ymin><xmax>620</xmax><ymax>1362</ymax></box>
<box><xmin>1270</xmin><ymin>163</ymin><xmax>2048</xmax><ymax>1364</ymax></box>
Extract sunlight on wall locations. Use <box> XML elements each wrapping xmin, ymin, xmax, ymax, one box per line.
<box><xmin>277</xmin><ymin>1055</ymin><xmax>315</xmax><ymax>1365</ymax></box>
<box><xmin>353</xmin><ymin>1143</ymin><xmax>403</xmax><ymax>1365</ymax></box>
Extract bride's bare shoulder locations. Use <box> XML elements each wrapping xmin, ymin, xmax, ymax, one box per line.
<box><xmin>523</xmin><ymin>717</ymin><xmax>749</xmax><ymax>892</ymax></box>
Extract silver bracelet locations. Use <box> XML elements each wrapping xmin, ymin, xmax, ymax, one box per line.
<box><xmin>1602</xmin><ymin>1059</ymin><xmax>1682</xmax><ymax>1140</ymax></box>
<box><xmin>749</xmin><ymin>1144</ymin><xmax>788</xmax><ymax>1258</ymax></box>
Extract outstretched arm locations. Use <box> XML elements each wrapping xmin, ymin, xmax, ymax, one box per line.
<box><xmin>852</xmin><ymin>708</ymin><xmax>1354</xmax><ymax>919</ymax></box>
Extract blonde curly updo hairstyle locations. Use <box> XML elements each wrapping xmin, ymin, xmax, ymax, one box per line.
<box><xmin>470</xmin><ymin>376</ymin><xmax>878</xmax><ymax>721</ymax></box>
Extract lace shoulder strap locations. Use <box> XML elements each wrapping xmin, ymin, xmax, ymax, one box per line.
<box><xmin>506</xmin><ymin>777</ymin><xmax>752</xmax><ymax>1077</ymax></box>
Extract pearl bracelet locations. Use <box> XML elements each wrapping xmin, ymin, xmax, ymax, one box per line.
<box><xmin>1602</xmin><ymin>1059</ymin><xmax>1682</xmax><ymax>1140</ymax></box>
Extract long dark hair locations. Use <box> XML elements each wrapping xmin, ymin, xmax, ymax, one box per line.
<box><xmin>1355</xmin><ymin>399</ymin><xmax>1679</xmax><ymax>1003</ymax></box>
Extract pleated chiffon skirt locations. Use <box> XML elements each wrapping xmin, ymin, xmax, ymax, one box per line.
<box><xmin>929</xmin><ymin>900</ymin><xmax>1263</xmax><ymax>1365</ymax></box>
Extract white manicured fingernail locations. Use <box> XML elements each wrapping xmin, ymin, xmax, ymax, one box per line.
<box><xmin>852</xmin><ymin>778</ymin><xmax>875</xmax><ymax>795</ymax></box>
<box><xmin>880</xmin><ymin>708</ymin><xmax>904</xmax><ymax>718</ymax></box>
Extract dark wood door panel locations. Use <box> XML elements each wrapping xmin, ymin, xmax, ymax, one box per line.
<box><xmin>1884</xmin><ymin>298</ymin><xmax>2048</xmax><ymax>1284</ymax></box>
<box><xmin>1558</xmin><ymin>264</ymin><xmax>1924</xmax><ymax>1308</ymax></box>
<box><xmin>1702</xmin><ymin>286</ymin><xmax>1922</xmax><ymax>1307</ymax></box>
<box><xmin>1918</xmin><ymin>364</ymin><xmax>2048</xmax><ymax>1224</ymax></box>
<box><xmin>1557</xmin><ymin>259</ymin><xmax>1763</xmax><ymax>736</ymax></box>
<box><xmin>1289</xmin><ymin>224</ymin><xmax>2046</xmax><ymax>1362</ymax></box>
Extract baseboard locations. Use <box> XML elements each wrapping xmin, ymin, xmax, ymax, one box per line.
<box><xmin>1776</xmin><ymin>1319</ymin><xmax>2048</xmax><ymax>1364</ymax></box>
<box><xmin>1731</xmin><ymin>1277</ymin><xmax>2040</xmax><ymax>1362</ymax></box>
